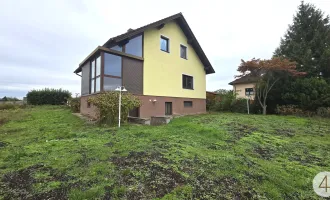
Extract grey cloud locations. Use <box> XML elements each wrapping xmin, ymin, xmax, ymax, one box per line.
<box><xmin>0</xmin><ymin>0</ymin><xmax>329</xmax><ymax>98</ymax></box>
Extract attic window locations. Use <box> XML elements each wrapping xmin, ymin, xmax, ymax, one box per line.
<box><xmin>160</xmin><ymin>36</ymin><xmax>169</xmax><ymax>52</ymax></box>
<box><xmin>180</xmin><ymin>44</ymin><xmax>187</xmax><ymax>59</ymax></box>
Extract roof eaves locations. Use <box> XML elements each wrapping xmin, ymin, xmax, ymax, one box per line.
<box><xmin>98</xmin><ymin>13</ymin><xmax>215</xmax><ymax>74</ymax></box>
<box><xmin>103</xmin><ymin>13</ymin><xmax>182</xmax><ymax>47</ymax></box>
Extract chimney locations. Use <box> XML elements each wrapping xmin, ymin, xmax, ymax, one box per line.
<box><xmin>127</xmin><ymin>28</ymin><xmax>134</xmax><ymax>32</ymax></box>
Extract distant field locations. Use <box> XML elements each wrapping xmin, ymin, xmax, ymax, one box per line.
<box><xmin>0</xmin><ymin>106</ymin><xmax>329</xmax><ymax>199</ymax></box>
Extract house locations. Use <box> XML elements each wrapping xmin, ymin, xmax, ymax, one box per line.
<box><xmin>74</xmin><ymin>13</ymin><xmax>215</xmax><ymax>118</ymax></box>
<box><xmin>228</xmin><ymin>75</ymin><xmax>257</xmax><ymax>99</ymax></box>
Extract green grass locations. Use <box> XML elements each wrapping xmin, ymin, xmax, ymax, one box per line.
<box><xmin>0</xmin><ymin>106</ymin><xmax>329</xmax><ymax>199</ymax></box>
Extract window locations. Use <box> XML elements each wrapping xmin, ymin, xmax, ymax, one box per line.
<box><xmin>90</xmin><ymin>55</ymin><xmax>101</xmax><ymax>93</ymax></box>
<box><xmin>245</xmin><ymin>88</ymin><xmax>254</xmax><ymax>96</ymax></box>
<box><xmin>91</xmin><ymin>60</ymin><xmax>95</xmax><ymax>78</ymax></box>
<box><xmin>81</xmin><ymin>62</ymin><xmax>90</xmax><ymax>95</ymax></box>
<box><xmin>184</xmin><ymin>101</ymin><xmax>193</xmax><ymax>107</ymax></box>
<box><xmin>95</xmin><ymin>77</ymin><xmax>100</xmax><ymax>92</ymax></box>
<box><xmin>91</xmin><ymin>79</ymin><xmax>95</xmax><ymax>93</ymax></box>
<box><xmin>180</xmin><ymin>44</ymin><xmax>187</xmax><ymax>59</ymax></box>
<box><xmin>182</xmin><ymin>75</ymin><xmax>193</xmax><ymax>89</ymax></box>
<box><xmin>104</xmin><ymin>53</ymin><xmax>122</xmax><ymax>77</ymax></box>
<box><xmin>125</xmin><ymin>35</ymin><xmax>142</xmax><ymax>57</ymax></box>
<box><xmin>96</xmin><ymin>56</ymin><xmax>101</xmax><ymax>76</ymax></box>
<box><xmin>160</xmin><ymin>36</ymin><xmax>169</xmax><ymax>52</ymax></box>
<box><xmin>110</xmin><ymin>45</ymin><xmax>122</xmax><ymax>52</ymax></box>
<box><xmin>104</xmin><ymin>77</ymin><xmax>122</xmax><ymax>91</ymax></box>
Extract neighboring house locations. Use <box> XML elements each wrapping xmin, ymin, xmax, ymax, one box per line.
<box><xmin>74</xmin><ymin>13</ymin><xmax>215</xmax><ymax>118</ymax></box>
<box><xmin>228</xmin><ymin>75</ymin><xmax>258</xmax><ymax>99</ymax></box>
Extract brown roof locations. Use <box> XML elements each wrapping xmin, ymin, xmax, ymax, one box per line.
<box><xmin>206</xmin><ymin>91</ymin><xmax>218</xmax><ymax>95</ymax></box>
<box><xmin>75</xmin><ymin>13</ymin><xmax>215</xmax><ymax>74</ymax></box>
<box><xmin>228</xmin><ymin>75</ymin><xmax>258</xmax><ymax>85</ymax></box>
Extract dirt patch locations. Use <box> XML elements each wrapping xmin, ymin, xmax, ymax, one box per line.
<box><xmin>191</xmin><ymin>175</ymin><xmax>257</xmax><ymax>199</ymax></box>
<box><xmin>226</xmin><ymin>122</ymin><xmax>258</xmax><ymax>141</ymax></box>
<box><xmin>289</xmin><ymin>153</ymin><xmax>325</xmax><ymax>166</ymax></box>
<box><xmin>195</xmin><ymin>117</ymin><xmax>217</xmax><ymax>125</ymax></box>
<box><xmin>104</xmin><ymin>142</ymin><xmax>114</xmax><ymax>147</ymax></box>
<box><xmin>108</xmin><ymin>151</ymin><xmax>185</xmax><ymax>199</ymax></box>
<box><xmin>75</xmin><ymin>148</ymin><xmax>96</xmax><ymax>167</ymax></box>
<box><xmin>1</xmin><ymin>164</ymin><xmax>74</xmax><ymax>199</ymax></box>
<box><xmin>254</xmin><ymin>146</ymin><xmax>275</xmax><ymax>160</ymax></box>
<box><xmin>274</xmin><ymin>128</ymin><xmax>295</xmax><ymax>137</ymax></box>
<box><xmin>0</xmin><ymin>118</ymin><xmax>7</xmax><ymax>126</ymax></box>
<box><xmin>0</xmin><ymin>141</ymin><xmax>8</xmax><ymax>148</ymax></box>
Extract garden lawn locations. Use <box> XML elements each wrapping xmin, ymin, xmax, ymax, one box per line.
<box><xmin>0</xmin><ymin>106</ymin><xmax>329</xmax><ymax>199</ymax></box>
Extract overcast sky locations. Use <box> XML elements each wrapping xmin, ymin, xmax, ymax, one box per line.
<box><xmin>0</xmin><ymin>0</ymin><xmax>329</xmax><ymax>98</ymax></box>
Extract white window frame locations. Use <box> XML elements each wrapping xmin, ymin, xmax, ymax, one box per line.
<box><xmin>180</xmin><ymin>44</ymin><xmax>188</xmax><ymax>59</ymax></box>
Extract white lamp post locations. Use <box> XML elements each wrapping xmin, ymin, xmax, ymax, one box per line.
<box><xmin>115</xmin><ymin>86</ymin><xmax>127</xmax><ymax>128</ymax></box>
<box><xmin>246</xmin><ymin>95</ymin><xmax>250</xmax><ymax>115</ymax></box>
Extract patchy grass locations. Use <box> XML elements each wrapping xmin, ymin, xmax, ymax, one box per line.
<box><xmin>0</xmin><ymin>106</ymin><xmax>329</xmax><ymax>199</ymax></box>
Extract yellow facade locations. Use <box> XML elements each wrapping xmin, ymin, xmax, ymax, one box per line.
<box><xmin>143</xmin><ymin>21</ymin><xmax>206</xmax><ymax>99</ymax></box>
<box><xmin>233</xmin><ymin>83</ymin><xmax>256</xmax><ymax>100</ymax></box>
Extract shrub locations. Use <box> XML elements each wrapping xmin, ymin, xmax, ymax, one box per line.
<box><xmin>27</xmin><ymin>88</ymin><xmax>71</xmax><ymax>105</ymax></box>
<box><xmin>88</xmin><ymin>92</ymin><xmax>141</xmax><ymax>125</ymax></box>
<box><xmin>250</xmin><ymin>100</ymin><xmax>263</xmax><ymax>114</ymax></box>
<box><xmin>231</xmin><ymin>98</ymin><xmax>248</xmax><ymax>113</ymax></box>
<box><xmin>282</xmin><ymin>78</ymin><xmax>330</xmax><ymax>111</ymax></box>
<box><xmin>0</xmin><ymin>104</ymin><xmax>17</xmax><ymax>110</ymax></box>
<box><xmin>212</xmin><ymin>90</ymin><xmax>236</xmax><ymax>112</ymax></box>
<box><xmin>276</xmin><ymin>105</ymin><xmax>304</xmax><ymax>116</ymax></box>
<box><xmin>68</xmin><ymin>97</ymin><xmax>80</xmax><ymax>113</ymax></box>
<box><xmin>316</xmin><ymin>107</ymin><xmax>330</xmax><ymax>118</ymax></box>
<box><xmin>206</xmin><ymin>93</ymin><xmax>216</xmax><ymax>111</ymax></box>
<box><xmin>0</xmin><ymin>103</ymin><xmax>29</xmax><ymax>110</ymax></box>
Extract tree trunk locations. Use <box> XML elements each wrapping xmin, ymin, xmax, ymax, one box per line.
<box><xmin>262</xmin><ymin>106</ymin><xmax>267</xmax><ymax>115</ymax></box>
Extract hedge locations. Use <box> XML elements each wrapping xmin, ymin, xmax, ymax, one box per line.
<box><xmin>88</xmin><ymin>91</ymin><xmax>141</xmax><ymax>125</ymax></box>
<box><xmin>27</xmin><ymin>88</ymin><xmax>71</xmax><ymax>105</ymax></box>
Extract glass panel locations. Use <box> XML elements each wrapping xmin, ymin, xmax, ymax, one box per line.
<box><xmin>160</xmin><ymin>37</ymin><xmax>168</xmax><ymax>52</ymax></box>
<box><xmin>104</xmin><ymin>53</ymin><xmax>122</xmax><ymax>77</ymax></box>
<box><xmin>187</xmin><ymin>77</ymin><xmax>193</xmax><ymax>89</ymax></box>
<box><xmin>110</xmin><ymin>45</ymin><xmax>122</xmax><ymax>52</ymax></box>
<box><xmin>91</xmin><ymin>60</ymin><xmax>95</xmax><ymax>78</ymax></box>
<box><xmin>125</xmin><ymin>35</ymin><xmax>142</xmax><ymax>57</ymax></box>
<box><xmin>245</xmin><ymin>88</ymin><xmax>254</xmax><ymax>96</ymax></box>
<box><xmin>183</xmin><ymin>75</ymin><xmax>193</xmax><ymax>89</ymax></box>
<box><xmin>184</xmin><ymin>101</ymin><xmax>193</xmax><ymax>107</ymax></box>
<box><xmin>104</xmin><ymin>77</ymin><xmax>122</xmax><ymax>91</ymax></box>
<box><xmin>81</xmin><ymin>62</ymin><xmax>90</xmax><ymax>95</ymax></box>
<box><xmin>96</xmin><ymin>56</ymin><xmax>101</xmax><ymax>77</ymax></box>
<box><xmin>181</xmin><ymin>45</ymin><xmax>187</xmax><ymax>59</ymax></box>
<box><xmin>91</xmin><ymin>79</ymin><xmax>95</xmax><ymax>93</ymax></box>
<box><xmin>95</xmin><ymin>77</ymin><xmax>100</xmax><ymax>92</ymax></box>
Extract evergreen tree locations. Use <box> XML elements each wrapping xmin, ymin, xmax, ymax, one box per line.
<box><xmin>274</xmin><ymin>1</ymin><xmax>330</xmax><ymax>78</ymax></box>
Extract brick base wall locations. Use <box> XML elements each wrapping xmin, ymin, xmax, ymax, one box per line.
<box><xmin>80</xmin><ymin>94</ymin><xmax>206</xmax><ymax>119</ymax></box>
<box><xmin>80</xmin><ymin>94</ymin><xmax>98</xmax><ymax>119</ymax></box>
<box><xmin>136</xmin><ymin>95</ymin><xmax>206</xmax><ymax>118</ymax></box>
